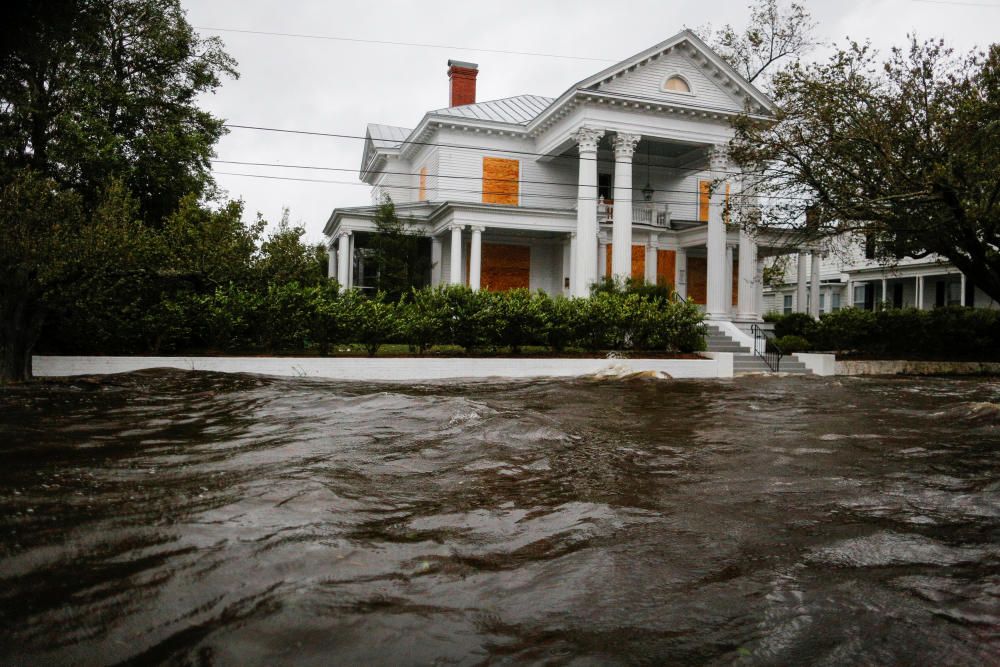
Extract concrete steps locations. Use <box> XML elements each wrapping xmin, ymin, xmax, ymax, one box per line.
<box><xmin>706</xmin><ymin>324</ymin><xmax>811</xmax><ymax>375</ymax></box>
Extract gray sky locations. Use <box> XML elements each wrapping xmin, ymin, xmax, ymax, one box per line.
<box><xmin>182</xmin><ymin>0</ymin><xmax>1000</xmax><ymax>242</ymax></box>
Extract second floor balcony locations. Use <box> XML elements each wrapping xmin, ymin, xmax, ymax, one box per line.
<box><xmin>597</xmin><ymin>198</ymin><xmax>672</xmax><ymax>228</ymax></box>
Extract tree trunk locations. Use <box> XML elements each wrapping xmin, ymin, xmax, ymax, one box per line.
<box><xmin>0</xmin><ymin>285</ymin><xmax>45</xmax><ymax>384</ymax></box>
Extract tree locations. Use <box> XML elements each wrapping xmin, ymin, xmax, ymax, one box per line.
<box><xmin>1</xmin><ymin>0</ymin><xmax>237</xmax><ymax>221</ymax></box>
<box><xmin>257</xmin><ymin>210</ymin><xmax>325</xmax><ymax>287</ymax></box>
<box><xmin>367</xmin><ymin>195</ymin><xmax>430</xmax><ymax>300</ymax></box>
<box><xmin>730</xmin><ymin>39</ymin><xmax>1000</xmax><ymax>303</ymax></box>
<box><xmin>0</xmin><ymin>0</ymin><xmax>236</xmax><ymax>381</ymax></box>
<box><xmin>693</xmin><ymin>0</ymin><xmax>817</xmax><ymax>89</ymax></box>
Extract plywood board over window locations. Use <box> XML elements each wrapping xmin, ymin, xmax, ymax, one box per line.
<box><xmin>482</xmin><ymin>157</ymin><xmax>519</xmax><ymax>205</ymax></box>
<box><xmin>482</xmin><ymin>243</ymin><xmax>530</xmax><ymax>290</ymax></box>
<box><xmin>688</xmin><ymin>256</ymin><xmax>707</xmax><ymax>304</ymax></box>
<box><xmin>418</xmin><ymin>166</ymin><xmax>427</xmax><ymax>201</ymax></box>
<box><xmin>657</xmin><ymin>249</ymin><xmax>676</xmax><ymax>288</ymax></box>
<box><xmin>698</xmin><ymin>180</ymin><xmax>731</xmax><ymax>222</ymax></box>
<box><xmin>604</xmin><ymin>244</ymin><xmax>647</xmax><ymax>280</ymax></box>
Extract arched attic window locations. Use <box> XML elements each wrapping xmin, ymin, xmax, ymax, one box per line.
<box><xmin>662</xmin><ymin>75</ymin><xmax>691</xmax><ymax>93</ymax></box>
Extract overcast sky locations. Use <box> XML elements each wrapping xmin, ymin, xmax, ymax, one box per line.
<box><xmin>182</xmin><ymin>0</ymin><xmax>999</xmax><ymax>242</ymax></box>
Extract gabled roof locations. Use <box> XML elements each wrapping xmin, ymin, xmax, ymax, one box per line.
<box><xmin>565</xmin><ymin>29</ymin><xmax>776</xmax><ymax>115</ymax></box>
<box><xmin>367</xmin><ymin>123</ymin><xmax>412</xmax><ymax>149</ymax></box>
<box><xmin>429</xmin><ymin>94</ymin><xmax>554</xmax><ymax>125</ymax></box>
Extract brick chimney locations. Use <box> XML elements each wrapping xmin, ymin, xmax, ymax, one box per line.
<box><xmin>448</xmin><ymin>60</ymin><xmax>478</xmax><ymax>107</ymax></box>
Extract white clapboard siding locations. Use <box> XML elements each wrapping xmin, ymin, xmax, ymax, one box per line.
<box><xmin>597</xmin><ymin>51</ymin><xmax>744</xmax><ymax>113</ymax></box>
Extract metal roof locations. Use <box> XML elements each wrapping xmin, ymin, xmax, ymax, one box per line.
<box><xmin>366</xmin><ymin>123</ymin><xmax>413</xmax><ymax>149</ymax></box>
<box><xmin>429</xmin><ymin>94</ymin><xmax>554</xmax><ymax>125</ymax></box>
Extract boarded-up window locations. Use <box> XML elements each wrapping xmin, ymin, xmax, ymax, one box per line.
<box><xmin>482</xmin><ymin>243</ymin><xmax>530</xmax><ymax>290</ymax></box>
<box><xmin>688</xmin><ymin>256</ymin><xmax>707</xmax><ymax>304</ymax></box>
<box><xmin>698</xmin><ymin>180</ymin><xmax>731</xmax><ymax>223</ymax></box>
<box><xmin>482</xmin><ymin>157</ymin><xmax>519</xmax><ymax>205</ymax></box>
<box><xmin>418</xmin><ymin>166</ymin><xmax>427</xmax><ymax>201</ymax></box>
<box><xmin>657</xmin><ymin>249</ymin><xmax>676</xmax><ymax>288</ymax></box>
<box><xmin>698</xmin><ymin>180</ymin><xmax>711</xmax><ymax>221</ymax></box>
<box><xmin>604</xmin><ymin>244</ymin><xmax>646</xmax><ymax>280</ymax></box>
<box><xmin>732</xmin><ymin>257</ymin><xmax>739</xmax><ymax>305</ymax></box>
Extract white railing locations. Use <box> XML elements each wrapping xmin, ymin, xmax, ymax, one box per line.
<box><xmin>597</xmin><ymin>199</ymin><xmax>671</xmax><ymax>228</ymax></box>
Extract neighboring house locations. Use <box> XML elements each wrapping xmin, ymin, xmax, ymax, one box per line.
<box><xmin>324</xmin><ymin>30</ymin><xmax>791</xmax><ymax>323</ymax></box>
<box><xmin>761</xmin><ymin>234</ymin><xmax>999</xmax><ymax>317</ymax></box>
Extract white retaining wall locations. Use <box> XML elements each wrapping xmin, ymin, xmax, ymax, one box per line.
<box><xmin>32</xmin><ymin>355</ymin><xmax>732</xmax><ymax>381</ymax></box>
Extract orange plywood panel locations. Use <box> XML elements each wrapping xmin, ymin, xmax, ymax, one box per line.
<box><xmin>732</xmin><ymin>257</ymin><xmax>739</xmax><ymax>305</ymax></box>
<box><xmin>657</xmin><ymin>249</ymin><xmax>676</xmax><ymax>288</ymax></box>
<box><xmin>481</xmin><ymin>243</ymin><xmax>530</xmax><ymax>291</ymax></box>
<box><xmin>418</xmin><ymin>166</ymin><xmax>427</xmax><ymax>201</ymax></box>
<box><xmin>698</xmin><ymin>180</ymin><xmax>711</xmax><ymax>222</ymax></box>
<box><xmin>631</xmin><ymin>244</ymin><xmax>645</xmax><ymax>280</ymax></box>
<box><xmin>482</xmin><ymin>157</ymin><xmax>519</xmax><ymax>205</ymax></box>
<box><xmin>688</xmin><ymin>256</ymin><xmax>707</xmax><ymax>304</ymax></box>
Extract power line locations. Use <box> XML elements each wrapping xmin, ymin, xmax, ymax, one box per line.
<box><xmin>222</xmin><ymin>123</ymin><xmax>751</xmax><ymax>177</ymax></box>
<box><xmin>193</xmin><ymin>26</ymin><xmax>617</xmax><ymax>63</ymax></box>
<box><xmin>210</xmin><ymin>158</ymin><xmax>814</xmax><ymax>201</ymax></box>
<box><xmin>911</xmin><ymin>0</ymin><xmax>1000</xmax><ymax>7</ymax></box>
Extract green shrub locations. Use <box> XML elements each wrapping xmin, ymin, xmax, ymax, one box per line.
<box><xmin>540</xmin><ymin>296</ymin><xmax>580</xmax><ymax>352</ymax></box>
<box><xmin>771</xmin><ymin>334</ymin><xmax>812</xmax><ymax>354</ymax></box>
<box><xmin>813</xmin><ymin>307</ymin><xmax>878</xmax><ymax>351</ymax></box>
<box><xmin>348</xmin><ymin>291</ymin><xmax>398</xmax><ymax>356</ymax></box>
<box><xmin>400</xmin><ymin>287</ymin><xmax>449</xmax><ymax>354</ymax></box>
<box><xmin>773</xmin><ymin>312</ymin><xmax>818</xmax><ymax>339</ymax></box>
<box><xmin>480</xmin><ymin>288</ymin><xmax>546</xmax><ymax>353</ymax></box>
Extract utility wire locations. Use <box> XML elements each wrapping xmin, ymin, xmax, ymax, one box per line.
<box><xmin>911</xmin><ymin>0</ymin><xmax>1000</xmax><ymax>7</ymax></box>
<box><xmin>222</xmin><ymin>123</ymin><xmax>751</xmax><ymax>178</ymax></box>
<box><xmin>193</xmin><ymin>26</ymin><xmax>617</xmax><ymax>63</ymax></box>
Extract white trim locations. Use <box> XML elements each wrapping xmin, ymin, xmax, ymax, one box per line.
<box><xmin>661</xmin><ymin>73</ymin><xmax>694</xmax><ymax>95</ymax></box>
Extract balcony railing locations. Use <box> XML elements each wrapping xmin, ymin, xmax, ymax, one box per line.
<box><xmin>597</xmin><ymin>198</ymin><xmax>671</xmax><ymax>228</ymax></box>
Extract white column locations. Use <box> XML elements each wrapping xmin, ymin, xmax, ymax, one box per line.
<box><xmin>337</xmin><ymin>232</ymin><xmax>351</xmax><ymax>286</ymax></box>
<box><xmin>430</xmin><ymin>236</ymin><xmax>442</xmax><ymax>286</ymax></box>
<box><xmin>573</xmin><ymin>127</ymin><xmax>604</xmax><ymax>297</ymax></box>
<box><xmin>611</xmin><ymin>132</ymin><xmax>641</xmax><ymax>281</ymax></box>
<box><xmin>469</xmin><ymin>226</ymin><xmax>484</xmax><ymax>291</ymax></box>
<box><xmin>598</xmin><ymin>233</ymin><xmax>609</xmax><ymax>280</ymax></box>
<box><xmin>881</xmin><ymin>277</ymin><xmax>888</xmax><ymax>306</ymax></box>
<box><xmin>724</xmin><ymin>244</ymin><xmax>735</xmax><ymax>315</ymax></box>
<box><xmin>675</xmin><ymin>248</ymin><xmax>688</xmax><ymax>299</ymax></box>
<box><xmin>960</xmin><ymin>273</ymin><xmax>967</xmax><ymax>306</ymax></box>
<box><xmin>916</xmin><ymin>275</ymin><xmax>924</xmax><ymax>310</ymax></box>
<box><xmin>449</xmin><ymin>225</ymin><xmax>464</xmax><ymax>285</ymax></box>
<box><xmin>706</xmin><ymin>145</ymin><xmax>730</xmax><ymax>319</ymax></box>
<box><xmin>327</xmin><ymin>243</ymin><xmax>337</xmax><ymax>280</ymax></box>
<box><xmin>846</xmin><ymin>279</ymin><xmax>854</xmax><ymax>308</ymax></box>
<box><xmin>754</xmin><ymin>256</ymin><xmax>766</xmax><ymax>317</ymax></box>
<box><xmin>737</xmin><ymin>229</ymin><xmax>757</xmax><ymax>319</ymax></box>
<box><xmin>568</xmin><ymin>232</ymin><xmax>578</xmax><ymax>294</ymax></box>
<box><xmin>796</xmin><ymin>251</ymin><xmax>808</xmax><ymax>313</ymax></box>
<box><xmin>809</xmin><ymin>251</ymin><xmax>821</xmax><ymax>318</ymax></box>
<box><xmin>646</xmin><ymin>233</ymin><xmax>659</xmax><ymax>285</ymax></box>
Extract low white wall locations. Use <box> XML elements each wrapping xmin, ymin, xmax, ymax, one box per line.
<box><xmin>698</xmin><ymin>352</ymin><xmax>734</xmax><ymax>378</ymax></box>
<box><xmin>794</xmin><ymin>353</ymin><xmax>837</xmax><ymax>376</ymax></box>
<box><xmin>32</xmin><ymin>355</ymin><xmax>728</xmax><ymax>381</ymax></box>
<box><xmin>836</xmin><ymin>359</ymin><xmax>1000</xmax><ymax>376</ymax></box>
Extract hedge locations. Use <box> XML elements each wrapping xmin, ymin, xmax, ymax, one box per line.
<box><xmin>767</xmin><ymin>307</ymin><xmax>1000</xmax><ymax>359</ymax></box>
<box><xmin>89</xmin><ymin>283</ymin><xmax>707</xmax><ymax>357</ymax></box>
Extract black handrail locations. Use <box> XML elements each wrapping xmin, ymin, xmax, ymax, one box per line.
<box><xmin>750</xmin><ymin>323</ymin><xmax>783</xmax><ymax>373</ymax></box>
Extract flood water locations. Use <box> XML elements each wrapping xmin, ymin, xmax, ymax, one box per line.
<box><xmin>1</xmin><ymin>371</ymin><xmax>999</xmax><ymax>665</ymax></box>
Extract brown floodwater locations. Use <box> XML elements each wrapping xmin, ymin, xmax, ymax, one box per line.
<box><xmin>1</xmin><ymin>370</ymin><xmax>998</xmax><ymax>665</ymax></box>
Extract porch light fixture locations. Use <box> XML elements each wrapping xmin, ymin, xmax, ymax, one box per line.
<box><xmin>641</xmin><ymin>142</ymin><xmax>654</xmax><ymax>201</ymax></box>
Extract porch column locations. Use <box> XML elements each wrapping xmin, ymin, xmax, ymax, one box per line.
<box><xmin>327</xmin><ymin>242</ymin><xmax>337</xmax><ymax>280</ymax></box>
<box><xmin>754</xmin><ymin>256</ymin><xmax>766</xmax><ymax>317</ymax></box>
<box><xmin>796</xmin><ymin>250</ymin><xmax>808</xmax><ymax>313</ymax></box>
<box><xmin>469</xmin><ymin>226</ymin><xmax>484</xmax><ymax>291</ymax></box>
<box><xmin>646</xmin><ymin>233</ymin><xmax>659</xmax><ymax>285</ymax></box>
<box><xmin>706</xmin><ymin>145</ymin><xmax>730</xmax><ymax>319</ymax></box>
<box><xmin>573</xmin><ymin>127</ymin><xmax>604</xmax><ymax>297</ymax></box>
<box><xmin>598</xmin><ymin>233</ymin><xmax>609</xmax><ymax>280</ymax></box>
<box><xmin>916</xmin><ymin>275</ymin><xmax>924</xmax><ymax>310</ymax></box>
<box><xmin>846</xmin><ymin>279</ymin><xmax>854</xmax><ymax>308</ymax></box>
<box><xmin>337</xmin><ymin>231</ymin><xmax>351</xmax><ymax>286</ymax></box>
<box><xmin>430</xmin><ymin>236</ymin><xmax>442</xmax><ymax>286</ymax></box>
<box><xmin>569</xmin><ymin>232</ymin><xmax>578</xmax><ymax>295</ymax></box>
<box><xmin>449</xmin><ymin>224</ymin><xmax>464</xmax><ymax>285</ymax></box>
<box><xmin>809</xmin><ymin>251</ymin><xmax>821</xmax><ymax>318</ymax></box>
<box><xmin>960</xmin><ymin>273</ymin><xmax>967</xmax><ymax>306</ymax></box>
<box><xmin>881</xmin><ymin>277</ymin><xmax>887</xmax><ymax>305</ymax></box>
<box><xmin>675</xmin><ymin>248</ymin><xmax>688</xmax><ymax>299</ymax></box>
<box><xmin>611</xmin><ymin>132</ymin><xmax>641</xmax><ymax>281</ymax></box>
<box><xmin>724</xmin><ymin>244</ymin><xmax>735</xmax><ymax>314</ymax></box>
<box><xmin>737</xmin><ymin>231</ymin><xmax>758</xmax><ymax>319</ymax></box>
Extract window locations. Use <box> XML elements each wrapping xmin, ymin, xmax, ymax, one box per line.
<box><xmin>819</xmin><ymin>293</ymin><xmax>826</xmax><ymax>314</ymax></box>
<box><xmin>482</xmin><ymin>157</ymin><xmax>519</xmax><ymax>205</ymax></box>
<box><xmin>418</xmin><ymin>166</ymin><xmax>427</xmax><ymax>201</ymax></box>
<box><xmin>948</xmin><ymin>280</ymin><xmax>962</xmax><ymax>305</ymax></box>
<box><xmin>893</xmin><ymin>283</ymin><xmax>903</xmax><ymax>309</ymax></box>
<box><xmin>854</xmin><ymin>285</ymin><xmax>868</xmax><ymax>309</ymax></box>
<box><xmin>783</xmin><ymin>295</ymin><xmax>792</xmax><ymax>315</ymax></box>
<box><xmin>831</xmin><ymin>292</ymin><xmax>841</xmax><ymax>311</ymax></box>
<box><xmin>663</xmin><ymin>75</ymin><xmax>691</xmax><ymax>93</ymax></box>
<box><xmin>598</xmin><ymin>173</ymin><xmax>612</xmax><ymax>200</ymax></box>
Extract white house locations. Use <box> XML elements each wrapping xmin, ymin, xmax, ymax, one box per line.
<box><xmin>324</xmin><ymin>30</ymin><xmax>800</xmax><ymax>326</ymax></box>
<box><xmin>761</xmin><ymin>234</ymin><xmax>1000</xmax><ymax>317</ymax></box>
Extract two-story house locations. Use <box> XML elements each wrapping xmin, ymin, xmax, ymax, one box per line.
<box><xmin>324</xmin><ymin>30</ymin><xmax>800</xmax><ymax>330</ymax></box>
